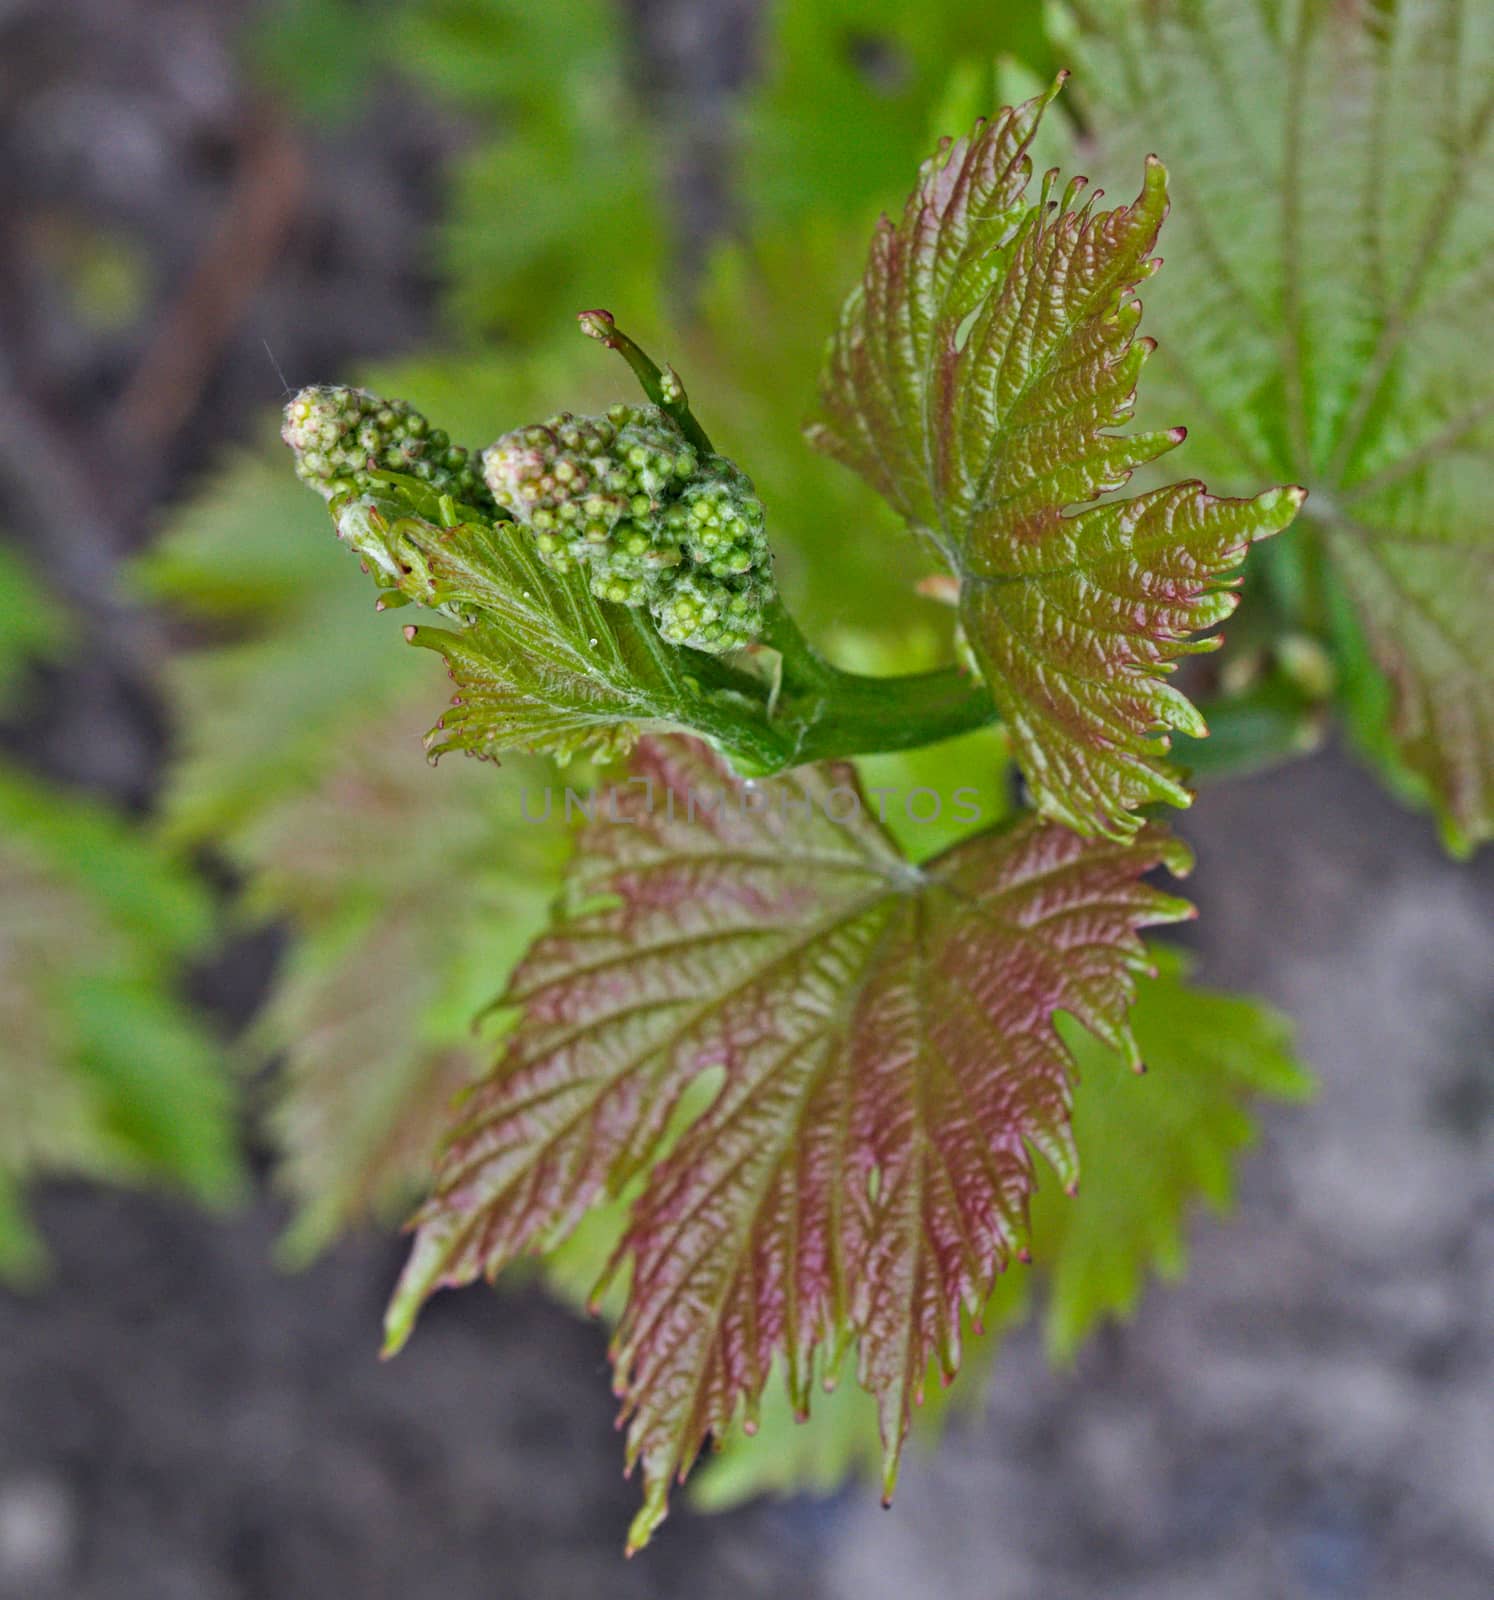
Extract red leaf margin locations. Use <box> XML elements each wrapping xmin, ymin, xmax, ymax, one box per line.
<box><xmin>384</xmin><ymin>736</ymin><xmax>1194</xmax><ymax>1550</ymax></box>
<box><xmin>808</xmin><ymin>82</ymin><xmax>1305</xmax><ymax>838</ymax></box>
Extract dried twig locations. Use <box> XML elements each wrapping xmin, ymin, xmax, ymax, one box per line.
<box><xmin>110</xmin><ymin>101</ymin><xmax>306</xmax><ymax>454</ymax></box>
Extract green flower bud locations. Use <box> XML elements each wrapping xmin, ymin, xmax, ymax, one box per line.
<box><xmin>282</xmin><ymin>386</ymin><xmax>492</xmax><ymax>510</ymax></box>
<box><xmin>483</xmin><ymin>403</ymin><xmax>776</xmax><ymax>654</ymax></box>
<box><xmin>672</xmin><ymin>464</ymin><xmax>768</xmax><ymax>580</ymax></box>
<box><xmin>590</xmin><ymin>571</ymin><xmax>652</xmax><ymax>607</ymax></box>
<box><xmin>651</xmin><ymin>570</ymin><xmax>771</xmax><ymax>654</ymax></box>
<box><xmin>484</xmin><ymin>405</ymin><xmax>684</xmax><ymax>576</ymax></box>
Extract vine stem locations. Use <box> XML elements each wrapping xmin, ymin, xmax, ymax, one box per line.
<box><xmin>756</xmin><ymin>595</ymin><xmax>997</xmax><ymax>767</ymax></box>
<box><xmin>576</xmin><ymin>309</ymin><xmax>715</xmax><ymax>455</ymax></box>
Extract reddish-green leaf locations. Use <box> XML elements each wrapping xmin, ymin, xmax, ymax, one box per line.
<box><xmin>683</xmin><ymin>944</ymin><xmax>1311</xmax><ymax>1512</ymax></box>
<box><xmin>1064</xmin><ymin>0</ymin><xmax>1494</xmax><ymax>852</ymax></box>
<box><xmin>384</xmin><ymin>735</ymin><xmax>1192</xmax><ymax>1549</ymax></box>
<box><xmin>809</xmin><ymin>83</ymin><xmax>1303</xmax><ymax>837</ymax></box>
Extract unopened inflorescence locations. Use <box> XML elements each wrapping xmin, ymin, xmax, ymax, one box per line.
<box><xmin>282</xmin><ymin>386</ymin><xmax>492</xmax><ymax>511</ymax></box>
<box><xmin>483</xmin><ymin>403</ymin><xmax>773</xmax><ymax>653</ymax></box>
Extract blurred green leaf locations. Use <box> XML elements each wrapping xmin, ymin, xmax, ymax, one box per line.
<box><xmin>252</xmin><ymin>0</ymin><xmax>399</xmax><ymax>121</ymax></box>
<box><xmin>136</xmin><ymin>441</ymin><xmax>421</xmax><ymax>846</ymax></box>
<box><xmin>1043</xmin><ymin>946</ymin><xmax>1312</xmax><ymax>1359</ymax></box>
<box><xmin>0</xmin><ymin>549</ymin><xmax>69</xmax><ymax>707</ymax></box>
<box><xmin>0</xmin><ymin>1171</ymin><xmax>46</xmax><ymax>1285</ymax></box>
<box><xmin>0</xmin><ymin>767</ymin><xmax>242</xmax><ymax>1278</ymax></box>
<box><xmin>0</xmin><ymin>770</ymin><xmax>211</xmax><ymax>958</ymax></box>
<box><xmin>743</xmin><ymin>0</ymin><xmax>1057</xmax><ymax>229</ymax></box>
<box><xmin>1172</xmin><ymin>674</ymin><xmax>1327</xmax><ymax>783</ymax></box>
<box><xmin>1064</xmin><ymin>0</ymin><xmax>1494</xmax><ymax>852</ymax></box>
<box><xmin>137</xmin><ymin>446</ymin><xmax>338</xmax><ymax>619</ymax></box>
<box><xmin>66</xmin><ymin>976</ymin><xmax>241</xmax><ymax>1207</ymax></box>
<box><xmin>690</xmin><ymin>226</ymin><xmax>933</xmax><ymax>635</ymax></box>
<box><xmin>395</xmin><ymin>0</ymin><xmax>665</xmax><ymax>337</ymax></box>
<box><xmin>236</xmin><ymin>703</ymin><xmax>568</xmax><ymax>1263</ymax></box>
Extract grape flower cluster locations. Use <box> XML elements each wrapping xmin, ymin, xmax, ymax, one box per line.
<box><xmin>483</xmin><ymin>403</ymin><xmax>774</xmax><ymax>654</ymax></box>
<box><xmin>282</xmin><ymin>386</ymin><xmax>491</xmax><ymax>510</ymax></box>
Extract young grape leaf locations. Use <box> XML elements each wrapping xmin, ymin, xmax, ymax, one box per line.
<box><xmin>384</xmin><ymin>734</ymin><xmax>1193</xmax><ymax>1550</ymax></box>
<box><xmin>687</xmin><ymin>944</ymin><xmax>1310</xmax><ymax>1508</ymax></box>
<box><xmin>331</xmin><ymin>487</ymin><xmax>785</xmax><ymax>772</ymax></box>
<box><xmin>1064</xmin><ymin>0</ymin><xmax>1493</xmax><ymax>852</ymax></box>
<box><xmin>809</xmin><ymin>81</ymin><xmax>1304</xmax><ymax>838</ymax></box>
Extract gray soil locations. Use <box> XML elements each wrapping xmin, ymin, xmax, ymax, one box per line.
<box><xmin>1</xmin><ymin>2</ymin><xmax>1490</xmax><ymax>1596</ymax></box>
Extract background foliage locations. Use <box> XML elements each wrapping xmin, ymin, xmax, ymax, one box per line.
<box><xmin>0</xmin><ymin>557</ymin><xmax>240</xmax><ymax>1278</ymax></box>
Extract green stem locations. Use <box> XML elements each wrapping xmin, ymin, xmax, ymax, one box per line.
<box><xmin>758</xmin><ymin>595</ymin><xmax>835</xmax><ymax>687</ymax></box>
<box><xmin>758</xmin><ymin>595</ymin><xmax>997</xmax><ymax>766</ymax></box>
<box><xmin>678</xmin><ymin>654</ymin><xmax>796</xmax><ymax>775</ymax></box>
<box><xmin>577</xmin><ymin>310</ymin><xmax>715</xmax><ymax>455</ymax></box>
<box><xmin>786</xmin><ymin>662</ymin><xmax>998</xmax><ymax>763</ymax></box>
